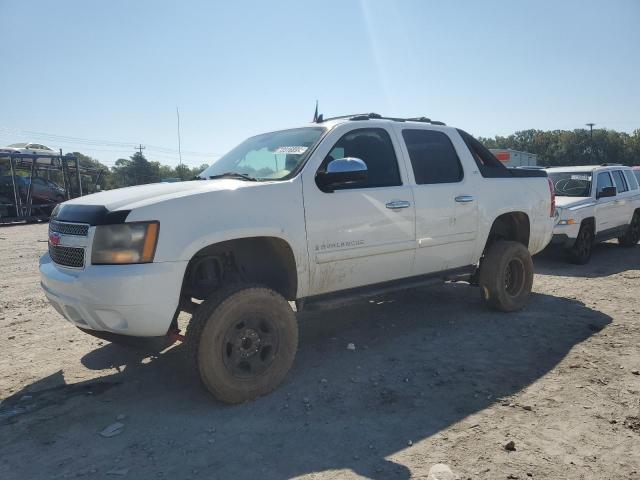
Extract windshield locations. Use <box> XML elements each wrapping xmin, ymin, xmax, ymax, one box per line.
<box><xmin>548</xmin><ymin>171</ymin><xmax>592</xmax><ymax>197</ymax></box>
<box><xmin>199</xmin><ymin>127</ymin><xmax>326</xmax><ymax>181</ymax></box>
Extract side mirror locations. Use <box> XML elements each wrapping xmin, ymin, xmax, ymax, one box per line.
<box><xmin>316</xmin><ymin>157</ymin><xmax>368</xmax><ymax>192</ymax></box>
<box><xmin>597</xmin><ymin>186</ymin><xmax>617</xmax><ymax>199</ymax></box>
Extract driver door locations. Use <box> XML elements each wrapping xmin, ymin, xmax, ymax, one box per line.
<box><xmin>594</xmin><ymin>171</ymin><xmax>618</xmax><ymax>233</ymax></box>
<box><xmin>301</xmin><ymin>125</ymin><xmax>416</xmax><ymax>296</ymax></box>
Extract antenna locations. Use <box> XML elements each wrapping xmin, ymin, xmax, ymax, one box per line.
<box><xmin>313</xmin><ymin>100</ymin><xmax>319</xmax><ymax>123</ymax></box>
<box><xmin>176</xmin><ymin>107</ymin><xmax>183</xmax><ymax>177</ymax></box>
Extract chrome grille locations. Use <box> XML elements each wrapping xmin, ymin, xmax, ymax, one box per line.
<box><xmin>49</xmin><ymin>245</ymin><xmax>85</xmax><ymax>268</ymax></box>
<box><xmin>49</xmin><ymin>220</ymin><xmax>89</xmax><ymax>236</ymax></box>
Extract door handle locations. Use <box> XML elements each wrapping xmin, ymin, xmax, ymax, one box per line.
<box><xmin>455</xmin><ymin>195</ymin><xmax>475</xmax><ymax>203</ymax></box>
<box><xmin>385</xmin><ymin>200</ymin><xmax>411</xmax><ymax>210</ymax></box>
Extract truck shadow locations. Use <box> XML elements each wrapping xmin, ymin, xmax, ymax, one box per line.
<box><xmin>1</xmin><ymin>284</ymin><xmax>611</xmax><ymax>480</ymax></box>
<box><xmin>535</xmin><ymin>241</ymin><xmax>640</xmax><ymax>278</ymax></box>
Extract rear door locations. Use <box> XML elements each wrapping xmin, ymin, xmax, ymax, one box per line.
<box><xmin>610</xmin><ymin>169</ymin><xmax>633</xmax><ymax>228</ymax></box>
<box><xmin>396</xmin><ymin>126</ymin><xmax>479</xmax><ymax>274</ymax></box>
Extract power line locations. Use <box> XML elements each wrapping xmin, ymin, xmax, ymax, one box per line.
<box><xmin>0</xmin><ymin>126</ymin><xmax>222</xmax><ymax>157</ymax></box>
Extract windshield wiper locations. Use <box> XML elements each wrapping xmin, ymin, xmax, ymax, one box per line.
<box><xmin>208</xmin><ymin>172</ymin><xmax>257</xmax><ymax>182</ymax></box>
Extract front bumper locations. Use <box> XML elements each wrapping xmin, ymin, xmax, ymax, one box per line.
<box><xmin>551</xmin><ymin>222</ymin><xmax>580</xmax><ymax>249</ymax></box>
<box><xmin>40</xmin><ymin>253</ymin><xmax>188</xmax><ymax>337</ymax></box>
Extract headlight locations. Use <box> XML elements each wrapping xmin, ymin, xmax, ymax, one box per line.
<box><xmin>557</xmin><ymin>218</ymin><xmax>577</xmax><ymax>226</ymax></box>
<box><xmin>91</xmin><ymin>221</ymin><xmax>159</xmax><ymax>265</ymax></box>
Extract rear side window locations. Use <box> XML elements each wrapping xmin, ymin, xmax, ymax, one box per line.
<box><xmin>624</xmin><ymin>170</ymin><xmax>639</xmax><ymax>190</ymax></box>
<box><xmin>596</xmin><ymin>171</ymin><xmax>614</xmax><ymax>195</ymax></box>
<box><xmin>402</xmin><ymin>129</ymin><xmax>463</xmax><ymax>184</ymax></box>
<box><xmin>611</xmin><ymin>170</ymin><xmax>628</xmax><ymax>193</ymax></box>
<box><xmin>322</xmin><ymin>128</ymin><xmax>401</xmax><ymax>189</ymax></box>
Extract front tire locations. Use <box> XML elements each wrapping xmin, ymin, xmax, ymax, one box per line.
<box><xmin>479</xmin><ymin>240</ymin><xmax>534</xmax><ymax>312</ymax></box>
<box><xmin>566</xmin><ymin>222</ymin><xmax>594</xmax><ymax>264</ymax></box>
<box><xmin>186</xmin><ymin>285</ymin><xmax>298</xmax><ymax>404</ymax></box>
<box><xmin>618</xmin><ymin>212</ymin><xmax>640</xmax><ymax>247</ymax></box>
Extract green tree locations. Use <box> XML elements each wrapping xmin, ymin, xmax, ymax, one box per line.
<box><xmin>111</xmin><ymin>152</ymin><xmax>161</xmax><ymax>187</ymax></box>
<box><xmin>479</xmin><ymin>128</ymin><xmax>640</xmax><ymax>167</ymax></box>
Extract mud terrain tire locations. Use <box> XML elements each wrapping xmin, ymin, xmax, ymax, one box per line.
<box><xmin>479</xmin><ymin>240</ymin><xmax>534</xmax><ymax>312</ymax></box>
<box><xmin>186</xmin><ymin>285</ymin><xmax>298</xmax><ymax>403</ymax></box>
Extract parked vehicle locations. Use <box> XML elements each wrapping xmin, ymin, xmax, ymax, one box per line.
<box><xmin>28</xmin><ymin>177</ymin><xmax>66</xmax><ymax>203</ymax></box>
<box><xmin>0</xmin><ymin>142</ymin><xmax>58</xmax><ymax>157</ymax></box>
<box><xmin>633</xmin><ymin>166</ymin><xmax>640</xmax><ymax>184</ymax></box>
<box><xmin>0</xmin><ymin>175</ymin><xmax>65</xmax><ymax>204</ymax></box>
<box><xmin>40</xmin><ymin>113</ymin><xmax>555</xmax><ymax>403</ymax></box>
<box><xmin>547</xmin><ymin>164</ymin><xmax>640</xmax><ymax>263</ymax></box>
<box><xmin>0</xmin><ymin>174</ymin><xmax>28</xmax><ymax>195</ymax></box>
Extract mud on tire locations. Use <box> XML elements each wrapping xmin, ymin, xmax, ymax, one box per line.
<box><xmin>185</xmin><ymin>284</ymin><xmax>298</xmax><ymax>404</ymax></box>
<box><xmin>479</xmin><ymin>240</ymin><xmax>534</xmax><ymax>312</ymax></box>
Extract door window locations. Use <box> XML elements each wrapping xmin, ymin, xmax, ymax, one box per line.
<box><xmin>596</xmin><ymin>172</ymin><xmax>614</xmax><ymax>196</ymax></box>
<box><xmin>402</xmin><ymin>129</ymin><xmax>463</xmax><ymax>184</ymax></box>
<box><xmin>611</xmin><ymin>170</ymin><xmax>628</xmax><ymax>193</ymax></box>
<box><xmin>322</xmin><ymin>128</ymin><xmax>401</xmax><ymax>189</ymax></box>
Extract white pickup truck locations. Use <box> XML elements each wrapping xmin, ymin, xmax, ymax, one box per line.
<box><xmin>40</xmin><ymin>113</ymin><xmax>555</xmax><ymax>403</ymax></box>
<box><xmin>547</xmin><ymin>164</ymin><xmax>640</xmax><ymax>263</ymax></box>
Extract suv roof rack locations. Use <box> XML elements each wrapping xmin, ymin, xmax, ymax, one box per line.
<box><xmin>601</xmin><ymin>163</ymin><xmax>623</xmax><ymax>167</ymax></box>
<box><xmin>315</xmin><ymin>113</ymin><xmax>446</xmax><ymax>126</ymax></box>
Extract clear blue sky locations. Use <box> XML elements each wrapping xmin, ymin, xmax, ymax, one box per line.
<box><xmin>1</xmin><ymin>0</ymin><xmax>638</xmax><ymax>168</ymax></box>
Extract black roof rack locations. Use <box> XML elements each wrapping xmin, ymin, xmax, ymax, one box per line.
<box><xmin>315</xmin><ymin>113</ymin><xmax>446</xmax><ymax>126</ymax></box>
<box><xmin>600</xmin><ymin>163</ymin><xmax>623</xmax><ymax>166</ymax></box>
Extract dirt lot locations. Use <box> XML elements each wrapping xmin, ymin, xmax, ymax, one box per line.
<box><xmin>0</xmin><ymin>223</ymin><xmax>639</xmax><ymax>480</ymax></box>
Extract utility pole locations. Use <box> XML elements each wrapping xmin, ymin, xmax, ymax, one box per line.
<box><xmin>176</xmin><ymin>107</ymin><xmax>183</xmax><ymax>179</ymax></box>
<box><xmin>585</xmin><ymin>123</ymin><xmax>595</xmax><ymax>159</ymax></box>
<box><xmin>586</xmin><ymin>123</ymin><xmax>595</xmax><ymax>140</ymax></box>
<box><xmin>136</xmin><ymin>144</ymin><xmax>145</xmax><ymax>156</ymax></box>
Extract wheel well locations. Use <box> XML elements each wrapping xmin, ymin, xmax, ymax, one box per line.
<box><xmin>485</xmin><ymin>212</ymin><xmax>530</xmax><ymax>252</ymax></box>
<box><xmin>581</xmin><ymin>217</ymin><xmax>595</xmax><ymax>230</ymax></box>
<box><xmin>180</xmin><ymin>237</ymin><xmax>298</xmax><ymax>307</ymax></box>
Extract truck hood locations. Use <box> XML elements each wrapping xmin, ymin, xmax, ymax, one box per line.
<box><xmin>62</xmin><ymin>179</ymin><xmax>257</xmax><ymax>212</ymax></box>
<box><xmin>555</xmin><ymin>196</ymin><xmax>593</xmax><ymax>209</ymax></box>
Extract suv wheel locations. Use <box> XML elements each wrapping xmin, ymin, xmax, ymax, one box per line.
<box><xmin>186</xmin><ymin>285</ymin><xmax>298</xmax><ymax>404</ymax></box>
<box><xmin>566</xmin><ymin>222</ymin><xmax>594</xmax><ymax>264</ymax></box>
<box><xmin>618</xmin><ymin>212</ymin><xmax>640</xmax><ymax>247</ymax></box>
<box><xmin>479</xmin><ymin>240</ymin><xmax>534</xmax><ymax>312</ymax></box>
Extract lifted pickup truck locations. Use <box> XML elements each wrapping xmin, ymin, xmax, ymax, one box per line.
<box><xmin>40</xmin><ymin>113</ymin><xmax>555</xmax><ymax>403</ymax></box>
<box><xmin>547</xmin><ymin>164</ymin><xmax>640</xmax><ymax>263</ymax></box>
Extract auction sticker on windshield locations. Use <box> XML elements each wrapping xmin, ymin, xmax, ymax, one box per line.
<box><xmin>570</xmin><ymin>175</ymin><xmax>591</xmax><ymax>181</ymax></box>
<box><xmin>273</xmin><ymin>146</ymin><xmax>308</xmax><ymax>154</ymax></box>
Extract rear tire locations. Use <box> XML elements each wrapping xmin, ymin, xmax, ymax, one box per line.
<box><xmin>566</xmin><ymin>222</ymin><xmax>594</xmax><ymax>264</ymax></box>
<box><xmin>618</xmin><ymin>212</ymin><xmax>640</xmax><ymax>247</ymax></box>
<box><xmin>186</xmin><ymin>284</ymin><xmax>298</xmax><ymax>404</ymax></box>
<box><xmin>479</xmin><ymin>240</ymin><xmax>533</xmax><ymax>312</ymax></box>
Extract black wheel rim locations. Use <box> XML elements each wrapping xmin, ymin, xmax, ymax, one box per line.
<box><xmin>222</xmin><ymin>315</ymin><xmax>279</xmax><ymax>379</ymax></box>
<box><xmin>504</xmin><ymin>258</ymin><xmax>525</xmax><ymax>297</ymax></box>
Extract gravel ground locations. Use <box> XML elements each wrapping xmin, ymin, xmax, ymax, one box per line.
<box><xmin>0</xmin><ymin>223</ymin><xmax>639</xmax><ymax>480</ymax></box>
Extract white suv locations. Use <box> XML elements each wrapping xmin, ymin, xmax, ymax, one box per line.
<box><xmin>547</xmin><ymin>164</ymin><xmax>640</xmax><ymax>263</ymax></box>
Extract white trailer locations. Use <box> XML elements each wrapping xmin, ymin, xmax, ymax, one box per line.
<box><xmin>490</xmin><ymin>149</ymin><xmax>538</xmax><ymax>168</ymax></box>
